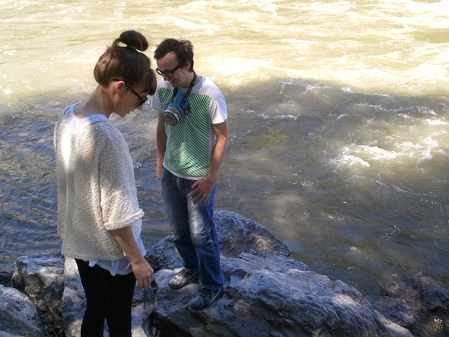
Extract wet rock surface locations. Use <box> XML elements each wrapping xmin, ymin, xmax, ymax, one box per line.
<box><xmin>1</xmin><ymin>211</ymin><xmax>448</xmax><ymax>336</ymax></box>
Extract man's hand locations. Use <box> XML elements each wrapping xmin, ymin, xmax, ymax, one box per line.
<box><xmin>187</xmin><ymin>120</ymin><xmax>229</xmax><ymax>204</ymax></box>
<box><xmin>188</xmin><ymin>175</ymin><xmax>215</xmax><ymax>204</ymax></box>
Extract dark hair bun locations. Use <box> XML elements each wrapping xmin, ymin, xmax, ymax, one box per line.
<box><xmin>114</xmin><ymin>30</ymin><xmax>149</xmax><ymax>52</ymax></box>
<box><xmin>94</xmin><ymin>30</ymin><xmax>156</xmax><ymax>91</ymax></box>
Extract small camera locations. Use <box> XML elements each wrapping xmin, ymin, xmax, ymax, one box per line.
<box><xmin>163</xmin><ymin>91</ymin><xmax>189</xmax><ymax>125</ymax></box>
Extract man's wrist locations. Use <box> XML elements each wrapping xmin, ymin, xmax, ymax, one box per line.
<box><xmin>207</xmin><ymin>173</ymin><xmax>218</xmax><ymax>183</ymax></box>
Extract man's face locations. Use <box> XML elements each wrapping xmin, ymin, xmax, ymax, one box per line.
<box><xmin>156</xmin><ymin>52</ymin><xmax>191</xmax><ymax>88</ymax></box>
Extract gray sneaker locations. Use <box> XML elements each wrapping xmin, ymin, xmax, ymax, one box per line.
<box><xmin>188</xmin><ymin>287</ymin><xmax>224</xmax><ymax>311</ymax></box>
<box><xmin>168</xmin><ymin>269</ymin><xmax>200</xmax><ymax>289</ymax></box>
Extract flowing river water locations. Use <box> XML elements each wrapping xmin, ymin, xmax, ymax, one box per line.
<box><xmin>1</xmin><ymin>0</ymin><xmax>449</xmax><ymax>297</ymax></box>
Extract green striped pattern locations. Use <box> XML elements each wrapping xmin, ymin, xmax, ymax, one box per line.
<box><xmin>159</xmin><ymin>88</ymin><xmax>211</xmax><ymax>177</ymax></box>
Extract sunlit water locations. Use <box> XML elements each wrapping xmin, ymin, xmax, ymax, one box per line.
<box><xmin>1</xmin><ymin>0</ymin><xmax>449</xmax><ymax>297</ymax></box>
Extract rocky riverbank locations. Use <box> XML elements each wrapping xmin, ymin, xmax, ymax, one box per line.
<box><xmin>1</xmin><ymin>211</ymin><xmax>448</xmax><ymax>336</ymax></box>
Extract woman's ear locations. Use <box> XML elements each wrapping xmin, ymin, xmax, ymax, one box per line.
<box><xmin>113</xmin><ymin>80</ymin><xmax>125</xmax><ymax>96</ymax></box>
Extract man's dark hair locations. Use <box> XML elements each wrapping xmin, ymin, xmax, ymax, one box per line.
<box><xmin>154</xmin><ymin>38</ymin><xmax>194</xmax><ymax>72</ymax></box>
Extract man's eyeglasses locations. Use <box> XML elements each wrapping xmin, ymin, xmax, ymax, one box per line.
<box><xmin>113</xmin><ymin>79</ymin><xmax>147</xmax><ymax>106</ymax></box>
<box><xmin>156</xmin><ymin>64</ymin><xmax>180</xmax><ymax>77</ymax></box>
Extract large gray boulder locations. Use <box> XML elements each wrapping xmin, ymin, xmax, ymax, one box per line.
<box><xmin>145</xmin><ymin>211</ymin><xmax>412</xmax><ymax>337</ymax></box>
<box><xmin>11</xmin><ymin>252</ymin><xmax>65</xmax><ymax>336</ymax></box>
<box><xmin>145</xmin><ymin>211</ymin><xmax>291</xmax><ymax>271</ymax></box>
<box><xmin>0</xmin><ymin>284</ymin><xmax>45</xmax><ymax>336</ymax></box>
<box><xmin>368</xmin><ymin>276</ymin><xmax>449</xmax><ymax>336</ymax></box>
<box><xmin>8</xmin><ymin>211</ymin><xmax>421</xmax><ymax>337</ymax></box>
<box><xmin>0</xmin><ymin>272</ymin><xmax>12</xmax><ymax>286</ymax></box>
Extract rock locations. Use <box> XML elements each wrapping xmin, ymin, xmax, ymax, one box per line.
<box><xmin>0</xmin><ymin>332</ymin><xmax>27</xmax><ymax>337</ymax></box>
<box><xmin>145</xmin><ymin>211</ymin><xmax>292</xmax><ymax>271</ymax></box>
<box><xmin>387</xmin><ymin>276</ymin><xmax>449</xmax><ymax>313</ymax></box>
<box><xmin>145</xmin><ymin>211</ymin><xmax>411</xmax><ymax>337</ymax></box>
<box><xmin>373</xmin><ymin>311</ymin><xmax>416</xmax><ymax>337</ymax></box>
<box><xmin>6</xmin><ymin>211</ymin><xmax>423</xmax><ymax>336</ymax></box>
<box><xmin>0</xmin><ymin>284</ymin><xmax>45</xmax><ymax>336</ymax></box>
<box><xmin>60</xmin><ymin>258</ymin><xmax>84</xmax><ymax>337</ymax></box>
<box><xmin>11</xmin><ymin>252</ymin><xmax>65</xmax><ymax>336</ymax></box>
<box><xmin>0</xmin><ymin>272</ymin><xmax>12</xmax><ymax>287</ymax></box>
<box><xmin>214</xmin><ymin>211</ymin><xmax>291</xmax><ymax>258</ymax></box>
<box><xmin>367</xmin><ymin>296</ymin><xmax>414</xmax><ymax>328</ymax></box>
<box><xmin>369</xmin><ymin>275</ymin><xmax>449</xmax><ymax>336</ymax></box>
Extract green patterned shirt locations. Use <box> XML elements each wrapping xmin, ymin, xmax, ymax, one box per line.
<box><xmin>151</xmin><ymin>77</ymin><xmax>228</xmax><ymax>179</ymax></box>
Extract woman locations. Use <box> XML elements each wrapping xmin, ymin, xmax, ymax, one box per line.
<box><xmin>54</xmin><ymin>30</ymin><xmax>156</xmax><ymax>337</ymax></box>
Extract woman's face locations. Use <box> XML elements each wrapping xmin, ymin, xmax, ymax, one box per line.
<box><xmin>114</xmin><ymin>82</ymin><xmax>149</xmax><ymax>117</ymax></box>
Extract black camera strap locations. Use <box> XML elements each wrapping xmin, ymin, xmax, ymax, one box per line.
<box><xmin>171</xmin><ymin>72</ymin><xmax>197</xmax><ymax>110</ymax></box>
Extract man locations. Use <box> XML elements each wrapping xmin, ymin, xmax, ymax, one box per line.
<box><xmin>150</xmin><ymin>38</ymin><xmax>229</xmax><ymax>311</ymax></box>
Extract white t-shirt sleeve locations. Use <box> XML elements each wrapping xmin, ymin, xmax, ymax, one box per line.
<box><xmin>210</xmin><ymin>88</ymin><xmax>228</xmax><ymax>125</ymax></box>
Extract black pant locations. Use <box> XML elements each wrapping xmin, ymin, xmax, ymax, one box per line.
<box><xmin>75</xmin><ymin>259</ymin><xmax>136</xmax><ymax>337</ymax></box>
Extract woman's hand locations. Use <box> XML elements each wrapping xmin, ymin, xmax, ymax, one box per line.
<box><xmin>130</xmin><ymin>257</ymin><xmax>154</xmax><ymax>289</ymax></box>
<box><xmin>110</xmin><ymin>226</ymin><xmax>154</xmax><ymax>288</ymax></box>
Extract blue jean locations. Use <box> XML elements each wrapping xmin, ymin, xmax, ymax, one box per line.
<box><xmin>161</xmin><ymin>168</ymin><xmax>223</xmax><ymax>290</ymax></box>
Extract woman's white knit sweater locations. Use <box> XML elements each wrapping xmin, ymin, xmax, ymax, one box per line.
<box><xmin>54</xmin><ymin>106</ymin><xmax>143</xmax><ymax>261</ymax></box>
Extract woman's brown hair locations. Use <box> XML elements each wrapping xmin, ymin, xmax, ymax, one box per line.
<box><xmin>94</xmin><ymin>30</ymin><xmax>156</xmax><ymax>95</ymax></box>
